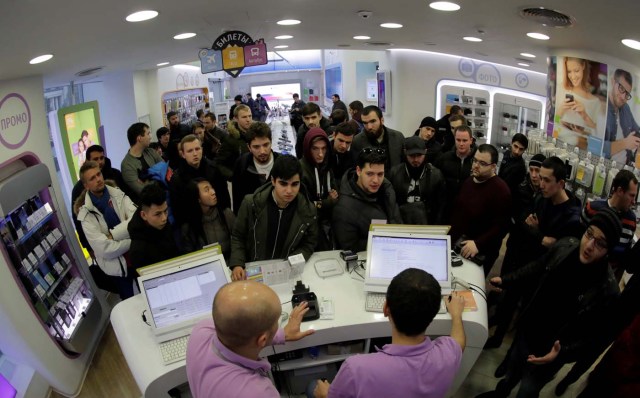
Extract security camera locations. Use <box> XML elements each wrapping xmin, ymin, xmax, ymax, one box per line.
<box><xmin>357</xmin><ymin>10</ymin><xmax>373</xmax><ymax>19</ymax></box>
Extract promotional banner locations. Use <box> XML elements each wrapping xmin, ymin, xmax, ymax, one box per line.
<box><xmin>199</xmin><ymin>31</ymin><xmax>268</xmax><ymax>78</ymax></box>
<box><xmin>603</xmin><ymin>67</ymin><xmax>640</xmax><ymax>167</ymax></box>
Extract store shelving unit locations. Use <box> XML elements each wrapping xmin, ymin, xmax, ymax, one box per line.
<box><xmin>161</xmin><ymin>88</ymin><xmax>209</xmax><ymax>127</ymax></box>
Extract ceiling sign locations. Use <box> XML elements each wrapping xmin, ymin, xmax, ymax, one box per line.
<box><xmin>199</xmin><ymin>30</ymin><xmax>268</xmax><ymax>78</ymax></box>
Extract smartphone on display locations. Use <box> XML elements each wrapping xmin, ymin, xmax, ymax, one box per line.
<box><xmin>565</xmin><ymin>93</ymin><xmax>574</xmax><ymax>102</ymax></box>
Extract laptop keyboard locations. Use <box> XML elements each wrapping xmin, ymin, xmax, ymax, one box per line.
<box><xmin>365</xmin><ymin>293</ymin><xmax>447</xmax><ymax>314</ymax></box>
<box><xmin>159</xmin><ymin>335</ymin><xmax>189</xmax><ymax>365</ymax></box>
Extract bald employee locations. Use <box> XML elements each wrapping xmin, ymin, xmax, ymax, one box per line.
<box><xmin>186</xmin><ymin>281</ymin><xmax>314</xmax><ymax>397</ymax></box>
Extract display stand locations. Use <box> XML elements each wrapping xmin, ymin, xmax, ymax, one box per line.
<box><xmin>161</xmin><ymin>88</ymin><xmax>209</xmax><ymax>126</ymax></box>
<box><xmin>493</xmin><ymin>94</ymin><xmax>542</xmax><ymax>149</ymax></box>
<box><xmin>443</xmin><ymin>87</ymin><xmax>491</xmax><ymax>143</ymax></box>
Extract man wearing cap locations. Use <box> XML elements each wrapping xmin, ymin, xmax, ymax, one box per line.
<box><xmin>477</xmin><ymin>208</ymin><xmax>622</xmax><ymax>398</ymax></box>
<box><xmin>498</xmin><ymin>133</ymin><xmax>528</xmax><ymax>195</ymax></box>
<box><xmin>414</xmin><ymin>116</ymin><xmax>442</xmax><ymax>165</ymax></box>
<box><xmin>388</xmin><ymin>136</ymin><xmax>446</xmax><ymax>225</ymax></box>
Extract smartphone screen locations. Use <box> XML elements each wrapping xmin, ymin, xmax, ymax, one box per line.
<box><xmin>565</xmin><ymin>94</ymin><xmax>574</xmax><ymax>102</ymax></box>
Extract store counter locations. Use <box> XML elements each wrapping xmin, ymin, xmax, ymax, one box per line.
<box><xmin>111</xmin><ymin>251</ymin><xmax>488</xmax><ymax>397</ymax></box>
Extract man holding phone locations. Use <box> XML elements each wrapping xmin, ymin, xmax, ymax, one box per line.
<box><xmin>604</xmin><ymin>68</ymin><xmax>640</xmax><ymax>165</ymax></box>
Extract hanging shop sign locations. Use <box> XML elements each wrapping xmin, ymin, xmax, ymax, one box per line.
<box><xmin>199</xmin><ymin>30</ymin><xmax>268</xmax><ymax>78</ymax></box>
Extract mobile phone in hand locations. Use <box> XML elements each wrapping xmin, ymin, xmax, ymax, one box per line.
<box><xmin>565</xmin><ymin>93</ymin><xmax>574</xmax><ymax>102</ymax></box>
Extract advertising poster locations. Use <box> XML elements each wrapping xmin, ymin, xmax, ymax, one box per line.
<box><xmin>603</xmin><ymin>67</ymin><xmax>640</xmax><ymax>167</ymax></box>
<box><xmin>552</xmin><ymin>56</ymin><xmax>607</xmax><ymax>154</ymax></box>
<box><xmin>57</xmin><ymin>102</ymin><xmax>101</xmax><ymax>182</ymax></box>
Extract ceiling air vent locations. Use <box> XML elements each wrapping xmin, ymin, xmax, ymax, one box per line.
<box><xmin>75</xmin><ymin>67</ymin><xmax>104</xmax><ymax>77</ymax></box>
<box><xmin>519</xmin><ymin>7</ymin><xmax>575</xmax><ymax>27</ymax></box>
<box><xmin>337</xmin><ymin>44</ymin><xmax>351</xmax><ymax>48</ymax></box>
<box><xmin>365</xmin><ymin>42</ymin><xmax>392</xmax><ymax>47</ymax></box>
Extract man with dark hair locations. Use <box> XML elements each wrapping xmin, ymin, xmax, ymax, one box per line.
<box><xmin>498</xmin><ymin>133</ymin><xmax>528</xmax><ymax>194</ymax></box>
<box><xmin>254</xmin><ymin>93</ymin><xmax>270</xmax><ymax>122</ymax></box>
<box><xmin>245</xmin><ymin>93</ymin><xmax>256</xmax><ymax>120</ymax></box>
<box><xmin>231</xmin><ymin>122</ymin><xmax>280</xmax><ymax>214</ymax></box>
<box><xmin>332</xmin><ymin>148</ymin><xmax>402</xmax><ymax>252</ymax></box>
<box><xmin>74</xmin><ymin>161</ymin><xmax>137</xmax><ymax>299</ymax></box>
<box><xmin>300</xmin><ymin>128</ymin><xmax>338</xmax><ymax>250</ymax></box>
<box><xmin>202</xmin><ymin>113</ymin><xmax>226</xmax><ymax>160</ymax></box>
<box><xmin>329</xmin><ymin>121</ymin><xmax>357</xmax><ymax>181</ymax></box>
<box><xmin>229</xmin><ymin>155</ymin><xmax>318</xmax><ymax>281</ymax></box>
<box><xmin>350</xmin><ymin>105</ymin><xmax>404</xmax><ymax>172</ymax></box>
<box><xmin>156</xmin><ymin>127</ymin><xmax>170</xmax><ymax>161</ymax></box>
<box><xmin>477</xmin><ymin>209</ymin><xmax>622</xmax><ymax>398</ymax></box>
<box><xmin>313</xmin><ymin>268</ymin><xmax>466</xmax><ymax>398</ymax></box>
<box><xmin>288</xmin><ymin>93</ymin><xmax>306</xmax><ymax>133</ymax></box>
<box><xmin>348</xmin><ymin>100</ymin><xmax>364</xmax><ymax>130</ymax></box>
<box><xmin>604</xmin><ymin>68</ymin><xmax>640</xmax><ymax>165</ymax></box>
<box><xmin>169</xmin><ymin>134</ymin><xmax>231</xmax><ymax>226</ymax></box>
<box><xmin>186</xmin><ymin>281</ymin><xmax>313</xmax><ymax>397</ymax></box>
<box><xmin>196</xmin><ymin>109</ymin><xmax>206</xmax><ymax>123</ymax></box>
<box><xmin>166</xmin><ymin>111</ymin><xmax>191</xmax><ymax>167</ymax></box>
<box><xmin>121</xmin><ymin>122</ymin><xmax>163</xmax><ymax>204</ymax></box>
<box><xmin>127</xmin><ymin>181</ymin><xmax>179</xmax><ymax>270</ymax></box>
<box><xmin>450</xmin><ymin>144</ymin><xmax>511</xmax><ymax>275</ymax></box>
<box><xmin>229</xmin><ymin>94</ymin><xmax>244</xmax><ymax>121</ymax></box>
<box><xmin>295</xmin><ymin>102</ymin><xmax>332</xmax><ymax>158</ymax></box>
<box><xmin>441</xmin><ymin>113</ymin><xmax>467</xmax><ymax>153</ymax></box>
<box><xmin>331</xmin><ymin>94</ymin><xmax>348</xmax><ymax>117</ymax></box>
<box><xmin>329</xmin><ymin>108</ymin><xmax>348</xmax><ymax>127</ymax></box>
<box><xmin>435</xmin><ymin>125</ymin><xmax>475</xmax><ymax>222</ymax></box>
<box><xmin>437</xmin><ymin>105</ymin><xmax>464</xmax><ymax>148</ymax></box>
<box><xmin>216</xmin><ymin>104</ymin><xmax>253</xmax><ymax>180</ymax></box>
<box><xmin>388</xmin><ymin>136</ymin><xmax>446</xmax><ymax>225</ymax></box>
<box><xmin>414</xmin><ymin>116</ymin><xmax>442</xmax><ymax>165</ymax></box>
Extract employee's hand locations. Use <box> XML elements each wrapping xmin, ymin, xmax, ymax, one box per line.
<box><xmin>525</xmin><ymin>213</ymin><xmax>539</xmax><ymax>228</ymax></box>
<box><xmin>489</xmin><ymin>277</ymin><xmax>503</xmax><ymax>293</ymax></box>
<box><xmin>541</xmin><ymin>236</ymin><xmax>557</xmax><ymax>248</ymax></box>
<box><xmin>313</xmin><ymin>379</ymin><xmax>331</xmax><ymax>398</ymax></box>
<box><xmin>231</xmin><ymin>266</ymin><xmax>246</xmax><ymax>281</ymax></box>
<box><xmin>622</xmin><ymin>132</ymin><xmax>640</xmax><ymax>150</ymax></box>
<box><xmin>527</xmin><ymin>340</ymin><xmax>561</xmax><ymax>365</ymax></box>
<box><xmin>460</xmin><ymin>240</ymin><xmax>478</xmax><ymax>259</ymax></box>
<box><xmin>446</xmin><ymin>292</ymin><xmax>465</xmax><ymax>318</ymax></box>
<box><xmin>284</xmin><ymin>301</ymin><xmax>315</xmax><ymax>342</ymax></box>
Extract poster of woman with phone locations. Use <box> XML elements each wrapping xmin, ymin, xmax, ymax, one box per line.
<box><xmin>555</xmin><ymin>57</ymin><xmax>606</xmax><ymax>152</ymax></box>
<box><xmin>76</xmin><ymin>138</ymin><xmax>86</xmax><ymax>171</ymax></box>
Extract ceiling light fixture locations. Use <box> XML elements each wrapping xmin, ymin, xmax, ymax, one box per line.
<box><xmin>380</xmin><ymin>23</ymin><xmax>403</xmax><ymax>29</ymax></box>
<box><xmin>429</xmin><ymin>2</ymin><xmax>461</xmax><ymax>11</ymax></box>
<box><xmin>463</xmin><ymin>36</ymin><xmax>482</xmax><ymax>42</ymax></box>
<box><xmin>520</xmin><ymin>52</ymin><xmax>536</xmax><ymax>58</ymax></box>
<box><xmin>274</xmin><ymin>45</ymin><xmax>289</xmax><ymax>49</ymax></box>
<box><xmin>622</xmin><ymin>39</ymin><xmax>640</xmax><ymax>50</ymax></box>
<box><xmin>526</xmin><ymin>32</ymin><xmax>549</xmax><ymax>40</ymax></box>
<box><xmin>174</xmin><ymin>33</ymin><xmax>196</xmax><ymax>40</ymax></box>
<box><xmin>157</xmin><ymin>62</ymin><xmax>170</xmax><ymax>66</ymax></box>
<box><xmin>277</xmin><ymin>19</ymin><xmax>301</xmax><ymax>25</ymax></box>
<box><xmin>518</xmin><ymin>62</ymin><xmax>530</xmax><ymax>67</ymax></box>
<box><xmin>275</xmin><ymin>35</ymin><xmax>293</xmax><ymax>39</ymax></box>
<box><xmin>354</xmin><ymin>35</ymin><xmax>371</xmax><ymax>40</ymax></box>
<box><xmin>125</xmin><ymin>10</ymin><xmax>159</xmax><ymax>22</ymax></box>
<box><xmin>29</xmin><ymin>54</ymin><xmax>53</xmax><ymax>64</ymax></box>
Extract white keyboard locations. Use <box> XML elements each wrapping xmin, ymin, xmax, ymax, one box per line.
<box><xmin>365</xmin><ymin>293</ymin><xmax>447</xmax><ymax>314</ymax></box>
<box><xmin>159</xmin><ymin>335</ymin><xmax>189</xmax><ymax>365</ymax></box>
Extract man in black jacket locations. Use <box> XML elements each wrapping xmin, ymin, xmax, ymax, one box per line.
<box><xmin>350</xmin><ymin>105</ymin><xmax>404</xmax><ymax>172</ymax></box>
<box><xmin>498</xmin><ymin>133</ymin><xmax>528</xmax><ymax>195</ymax></box>
<box><xmin>329</xmin><ymin>121</ymin><xmax>357</xmax><ymax>181</ymax></box>
<box><xmin>477</xmin><ymin>209</ymin><xmax>622</xmax><ymax>398</ymax></box>
<box><xmin>436</xmin><ymin>105</ymin><xmax>463</xmax><ymax>146</ymax></box>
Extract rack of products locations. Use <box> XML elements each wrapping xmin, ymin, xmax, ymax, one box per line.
<box><xmin>444</xmin><ymin>91</ymin><xmax>490</xmax><ymax>142</ymax></box>
<box><xmin>161</xmin><ymin>88</ymin><xmax>209</xmax><ymax>127</ymax></box>
<box><xmin>0</xmin><ymin>163</ymin><xmax>100</xmax><ymax>354</ymax></box>
<box><xmin>494</xmin><ymin>102</ymin><xmax>540</xmax><ymax>148</ymax></box>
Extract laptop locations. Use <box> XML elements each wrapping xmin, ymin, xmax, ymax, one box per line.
<box><xmin>138</xmin><ymin>253</ymin><xmax>230</xmax><ymax>350</ymax></box>
<box><xmin>363</xmin><ymin>231</ymin><xmax>452</xmax><ymax>312</ymax></box>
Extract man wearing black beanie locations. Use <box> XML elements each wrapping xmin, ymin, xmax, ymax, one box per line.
<box><xmin>414</xmin><ymin>116</ymin><xmax>442</xmax><ymax>164</ymax></box>
<box><xmin>477</xmin><ymin>208</ymin><xmax>621</xmax><ymax>398</ymax></box>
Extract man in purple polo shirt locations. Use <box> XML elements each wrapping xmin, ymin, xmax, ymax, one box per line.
<box><xmin>186</xmin><ymin>281</ymin><xmax>314</xmax><ymax>397</ymax></box>
<box><xmin>313</xmin><ymin>268</ymin><xmax>466</xmax><ymax>398</ymax></box>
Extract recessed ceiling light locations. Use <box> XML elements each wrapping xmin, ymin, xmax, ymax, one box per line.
<box><xmin>174</xmin><ymin>33</ymin><xmax>196</xmax><ymax>40</ymax></box>
<box><xmin>126</xmin><ymin>10</ymin><xmax>158</xmax><ymax>22</ymax></box>
<box><xmin>520</xmin><ymin>52</ymin><xmax>536</xmax><ymax>58</ymax></box>
<box><xmin>157</xmin><ymin>62</ymin><xmax>170</xmax><ymax>66</ymax></box>
<box><xmin>277</xmin><ymin>19</ymin><xmax>301</xmax><ymax>25</ymax></box>
<box><xmin>622</xmin><ymin>39</ymin><xmax>640</xmax><ymax>50</ymax></box>
<box><xmin>518</xmin><ymin>62</ymin><xmax>530</xmax><ymax>67</ymax></box>
<box><xmin>527</xmin><ymin>32</ymin><xmax>550</xmax><ymax>40</ymax></box>
<box><xmin>275</xmin><ymin>35</ymin><xmax>293</xmax><ymax>39</ymax></box>
<box><xmin>463</xmin><ymin>36</ymin><xmax>482</xmax><ymax>42</ymax></box>
<box><xmin>380</xmin><ymin>23</ymin><xmax>403</xmax><ymax>29</ymax></box>
<box><xmin>429</xmin><ymin>2</ymin><xmax>461</xmax><ymax>11</ymax></box>
<box><xmin>354</xmin><ymin>35</ymin><xmax>371</xmax><ymax>40</ymax></box>
<box><xmin>274</xmin><ymin>45</ymin><xmax>289</xmax><ymax>49</ymax></box>
<box><xmin>29</xmin><ymin>54</ymin><xmax>53</xmax><ymax>64</ymax></box>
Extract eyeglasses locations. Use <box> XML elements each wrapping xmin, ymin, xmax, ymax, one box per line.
<box><xmin>584</xmin><ymin>228</ymin><xmax>608</xmax><ymax>251</ymax></box>
<box><xmin>362</xmin><ymin>147</ymin><xmax>386</xmax><ymax>155</ymax></box>
<box><xmin>472</xmin><ymin>158</ymin><xmax>494</xmax><ymax>167</ymax></box>
<box><xmin>616</xmin><ymin>80</ymin><xmax>632</xmax><ymax>101</ymax></box>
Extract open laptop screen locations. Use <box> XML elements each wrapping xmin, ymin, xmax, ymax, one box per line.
<box><xmin>141</xmin><ymin>258</ymin><xmax>227</xmax><ymax>330</ymax></box>
<box><xmin>364</xmin><ymin>232</ymin><xmax>451</xmax><ymax>293</ymax></box>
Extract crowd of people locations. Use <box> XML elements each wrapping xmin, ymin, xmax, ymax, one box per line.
<box><xmin>70</xmin><ymin>94</ymin><xmax>640</xmax><ymax>397</ymax></box>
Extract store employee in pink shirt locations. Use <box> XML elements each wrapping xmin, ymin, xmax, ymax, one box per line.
<box><xmin>313</xmin><ymin>268</ymin><xmax>466</xmax><ymax>398</ymax></box>
<box><xmin>186</xmin><ymin>281</ymin><xmax>314</xmax><ymax>398</ymax></box>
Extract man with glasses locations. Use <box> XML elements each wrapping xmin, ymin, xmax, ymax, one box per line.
<box><xmin>332</xmin><ymin>148</ymin><xmax>402</xmax><ymax>252</ymax></box>
<box><xmin>604</xmin><ymin>68</ymin><xmax>640</xmax><ymax>165</ymax></box>
<box><xmin>449</xmin><ymin>144</ymin><xmax>511</xmax><ymax>275</ymax></box>
<box><xmin>477</xmin><ymin>209</ymin><xmax>622</xmax><ymax>398</ymax></box>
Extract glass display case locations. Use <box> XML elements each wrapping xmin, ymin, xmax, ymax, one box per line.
<box><xmin>492</xmin><ymin>94</ymin><xmax>542</xmax><ymax>149</ymax></box>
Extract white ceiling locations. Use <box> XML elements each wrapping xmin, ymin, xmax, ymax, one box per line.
<box><xmin>2</xmin><ymin>0</ymin><xmax>639</xmax><ymax>87</ymax></box>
